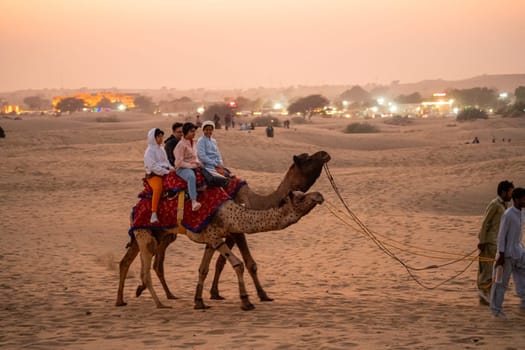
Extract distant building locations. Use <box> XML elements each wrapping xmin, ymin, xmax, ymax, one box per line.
<box><xmin>2</xmin><ymin>105</ymin><xmax>20</xmax><ymax>114</ymax></box>
<box><xmin>52</xmin><ymin>92</ymin><xmax>138</xmax><ymax>111</ymax></box>
<box><xmin>419</xmin><ymin>92</ymin><xmax>455</xmax><ymax>116</ymax></box>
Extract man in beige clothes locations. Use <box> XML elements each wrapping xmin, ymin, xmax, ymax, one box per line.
<box><xmin>477</xmin><ymin>180</ymin><xmax>514</xmax><ymax>305</ymax></box>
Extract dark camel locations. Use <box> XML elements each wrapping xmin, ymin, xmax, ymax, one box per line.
<box><xmin>116</xmin><ymin>151</ymin><xmax>330</xmax><ymax>307</ymax></box>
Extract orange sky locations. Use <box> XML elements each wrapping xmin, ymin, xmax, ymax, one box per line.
<box><xmin>1</xmin><ymin>0</ymin><xmax>524</xmax><ymax>91</ymax></box>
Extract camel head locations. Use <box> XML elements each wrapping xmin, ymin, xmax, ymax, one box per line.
<box><xmin>288</xmin><ymin>151</ymin><xmax>331</xmax><ymax>192</ymax></box>
<box><xmin>279</xmin><ymin>190</ymin><xmax>324</xmax><ymax>218</ymax></box>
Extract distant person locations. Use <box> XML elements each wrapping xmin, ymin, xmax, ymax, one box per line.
<box><xmin>492</xmin><ymin>136</ymin><xmax>496</xmax><ymax>143</ymax></box>
<box><xmin>0</xmin><ymin>126</ymin><xmax>5</xmax><ymax>138</ymax></box>
<box><xmin>224</xmin><ymin>114</ymin><xmax>232</xmax><ymax>131</ymax></box>
<box><xmin>472</xmin><ymin>136</ymin><xmax>480</xmax><ymax>144</ymax></box>
<box><xmin>266</xmin><ymin>124</ymin><xmax>274</xmax><ymax>137</ymax></box>
<box><xmin>231</xmin><ymin>114</ymin><xmax>236</xmax><ymax>129</ymax></box>
<box><xmin>144</xmin><ymin>128</ymin><xmax>175</xmax><ymax>223</ymax></box>
<box><xmin>213</xmin><ymin>114</ymin><xmax>221</xmax><ymax>129</ymax></box>
<box><xmin>174</xmin><ymin>122</ymin><xmax>202</xmax><ymax>211</ymax></box>
<box><xmin>164</xmin><ymin>122</ymin><xmax>183</xmax><ymax>166</ymax></box>
<box><xmin>195</xmin><ymin>114</ymin><xmax>202</xmax><ymax>127</ymax></box>
<box><xmin>477</xmin><ymin>180</ymin><xmax>514</xmax><ymax>305</ymax></box>
<box><xmin>490</xmin><ymin>187</ymin><xmax>525</xmax><ymax>319</ymax></box>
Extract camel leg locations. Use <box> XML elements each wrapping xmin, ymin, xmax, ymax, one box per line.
<box><xmin>152</xmin><ymin>233</ymin><xmax>178</xmax><ymax>299</ymax></box>
<box><xmin>135</xmin><ymin>229</ymin><xmax>170</xmax><ymax>309</ymax></box>
<box><xmin>209</xmin><ymin>236</ymin><xmax>235</xmax><ymax>300</ymax></box>
<box><xmin>194</xmin><ymin>245</ymin><xmax>215</xmax><ymax>309</ymax></box>
<box><xmin>210</xmin><ymin>234</ymin><xmax>273</xmax><ymax>302</ymax></box>
<box><xmin>116</xmin><ymin>238</ymin><xmax>139</xmax><ymax>306</ymax></box>
<box><xmin>215</xmin><ymin>240</ymin><xmax>254</xmax><ymax>311</ymax></box>
<box><xmin>234</xmin><ymin>234</ymin><xmax>273</xmax><ymax>302</ymax></box>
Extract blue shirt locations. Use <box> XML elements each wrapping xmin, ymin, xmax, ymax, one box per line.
<box><xmin>196</xmin><ymin>135</ymin><xmax>223</xmax><ymax>170</ymax></box>
<box><xmin>497</xmin><ymin>206</ymin><xmax>524</xmax><ymax>260</ymax></box>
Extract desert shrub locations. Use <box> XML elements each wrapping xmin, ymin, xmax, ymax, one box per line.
<box><xmin>344</xmin><ymin>122</ymin><xmax>380</xmax><ymax>134</ymax></box>
<box><xmin>251</xmin><ymin>115</ymin><xmax>281</xmax><ymax>127</ymax></box>
<box><xmin>383</xmin><ymin>115</ymin><xmax>413</xmax><ymax>126</ymax></box>
<box><xmin>95</xmin><ymin>115</ymin><xmax>120</xmax><ymax>123</ymax></box>
<box><xmin>456</xmin><ymin>108</ymin><xmax>488</xmax><ymax>121</ymax></box>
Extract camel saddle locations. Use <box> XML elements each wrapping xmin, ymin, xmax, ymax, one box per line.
<box><xmin>129</xmin><ymin>172</ymin><xmax>246</xmax><ymax>235</ymax></box>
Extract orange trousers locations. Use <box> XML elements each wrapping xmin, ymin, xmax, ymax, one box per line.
<box><xmin>146</xmin><ymin>175</ymin><xmax>163</xmax><ymax>213</ymax></box>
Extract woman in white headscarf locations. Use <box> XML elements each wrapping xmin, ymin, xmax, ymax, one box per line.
<box><xmin>144</xmin><ymin>128</ymin><xmax>174</xmax><ymax>223</ymax></box>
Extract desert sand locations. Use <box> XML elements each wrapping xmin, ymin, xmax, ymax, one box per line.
<box><xmin>1</xmin><ymin>112</ymin><xmax>524</xmax><ymax>349</ymax></box>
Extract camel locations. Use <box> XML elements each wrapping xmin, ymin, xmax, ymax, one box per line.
<box><xmin>116</xmin><ymin>151</ymin><xmax>330</xmax><ymax>306</ymax></box>
<box><xmin>135</xmin><ymin>190</ymin><xmax>324</xmax><ymax>309</ymax></box>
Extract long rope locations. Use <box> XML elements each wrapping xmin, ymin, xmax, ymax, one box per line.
<box><xmin>326</xmin><ymin>201</ymin><xmax>493</xmax><ymax>262</ymax></box>
<box><xmin>323</xmin><ymin>164</ymin><xmax>483</xmax><ymax>290</ymax></box>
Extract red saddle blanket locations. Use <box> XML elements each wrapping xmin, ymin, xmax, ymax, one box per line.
<box><xmin>129</xmin><ymin>172</ymin><xmax>246</xmax><ymax>235</ymax></box>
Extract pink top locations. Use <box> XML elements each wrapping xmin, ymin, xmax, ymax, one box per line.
<box><xmin>174</xmin><ymin>138</ymin><xmax>201</xmax><ymax>169</ymax></box>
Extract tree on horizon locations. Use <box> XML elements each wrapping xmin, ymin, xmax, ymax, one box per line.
<box><xmin>447</xmin><ymin>87</ymin><xmax>497</xmax><ymax>108</ymax></box>
<box><xmin>23</xmin><ymin>95</ymin><xmax>50</xmax><ymax>110</ymax></box>
<box><xmin>339</xmin><ymin>85</ymin><xmax>371</xmax><ymax>103</ymax></box>
<box><xmin>287</xmin><ymin>94</ymin><xmax>329</xmax><ymax>117</ymax></box>
<box><xmin>134</xmin><ymin>95</ymin><xmax>156</xmax><ymax>113</ymax></box>
<box><xmin>56</xmin><ymin>97</ymin><xmax>85</xmax><ymax>113</ymax></box>
<box><xmin>394</xmin><ymin>92</ymin><xmax>422</xmax><ymax>104</ymax></box>
<box><xmin>515</xmin><ymin>86</ymin><xmax>525</xmax><ymax>103</ymax></box>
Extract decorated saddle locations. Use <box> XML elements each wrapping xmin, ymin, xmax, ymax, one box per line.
<box><xmin>129</xmin><ymin>172</ymin><xmax>246</xmax><ymax>236</ymax></box>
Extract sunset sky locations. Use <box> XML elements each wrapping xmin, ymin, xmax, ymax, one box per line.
<box><xmin>1</xmin><ymin>0</ymin><xmax>524</xmax><ymax>91</ymax></box>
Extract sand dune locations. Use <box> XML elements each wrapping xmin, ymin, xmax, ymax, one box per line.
<box><xmin>1</xmin><ymin>112</ymin><xmax>524</xmax><ymax>349</ymax></box>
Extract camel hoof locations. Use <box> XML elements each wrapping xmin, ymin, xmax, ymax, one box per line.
<box><xmin>241</xmin><ymin>303</ymin><xmax>255</xmax><ymax>311</ymax></box>
<box><xmin>136</xmin><ymin>285</ymin><xmax>146</xmax><ymax>297</ymax></box>
<box><xmin>260</xmin><ymin>295</ymin><xmax>274</xmax><ymax>302</ymax></box>
<box><xmin>210</xmin><ymin>292</ymin><xmax>225</xmax><ymax>300</ymax></box>
<box><xmin>166</xmin><ymin>293</ymin><xmax>179</xmax><ymax>300</ymax></box>
<box><xmin>258</xmin><ymin>291</ymin><xmax>273</xmax><ymax>302</ymax></box>
<box><xmin>157</xmin><ymin>304</ymin><xmax>172</xmax><ymax>309</ymax></box>
<box><xmin>194</xmin><ymin>303</ymin><xmax>211</xmax><ymax>310</ymax></box>
<box><xmin>115</xmin><ymin>300</ymin><xmax>127</xmax><ymax>307</ymax></box>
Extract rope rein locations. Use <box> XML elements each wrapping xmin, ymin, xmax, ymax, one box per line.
<box><xmin>322</xmin><ymin>163</ymin><xmax>485</xmax><ymax>290</ymax></box>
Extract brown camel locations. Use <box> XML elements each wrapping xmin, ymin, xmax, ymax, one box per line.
<box><xmin>135</xmin><ymin>190</ymin><xmax>324</xmax><ymax>309</ymax></box>
<box><xmin>116</xmin><ymin>151</ymin><xmax>330</xmax><ymax>307</ymax></box>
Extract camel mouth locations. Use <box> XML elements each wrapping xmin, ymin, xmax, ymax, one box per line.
<box><xmin>315</xmin><ymin>151</ymin><xmax>331</xmax><ymax>163</ymax></box>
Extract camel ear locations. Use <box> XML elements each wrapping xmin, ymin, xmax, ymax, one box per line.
<box><xmin>293</xmin><ymin>153</ymin><xmax>308</xmax><ymax>165</ymax></box>
<box><xmin>290</xmin><ymin>190</ymin><xmax>305</xmax><ymax>200</ymax></box>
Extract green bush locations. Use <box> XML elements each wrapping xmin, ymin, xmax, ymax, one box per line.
<box><xmin>251</xmin><ymin>115</ymin><xmax>281</xmax><ymax>127</ymax></box>
<box><xmin>344</xmin><ymin>122</ymin><xmax>380</xmax><ymax>134</ymax></box>
<box><xmin>456</xmin><ymin>108</ymin><xmax>488</xmax><ymax>121</ymax></box>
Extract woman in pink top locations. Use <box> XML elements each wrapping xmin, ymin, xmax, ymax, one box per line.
<box><xmin>174</xmin><ymin>122</ymin><xmax>202</xmax><ymax>211</ymax></box>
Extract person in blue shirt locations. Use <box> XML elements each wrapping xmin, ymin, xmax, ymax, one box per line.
<box><xmin>490</xmin><ymin>187</ymin><xmax>525</xmax><ymax>319</ymax></box>
<box><xmin>196</xmin><ymin>120</ymin><xmax>230</xmax><ymax>177</ymax></box>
